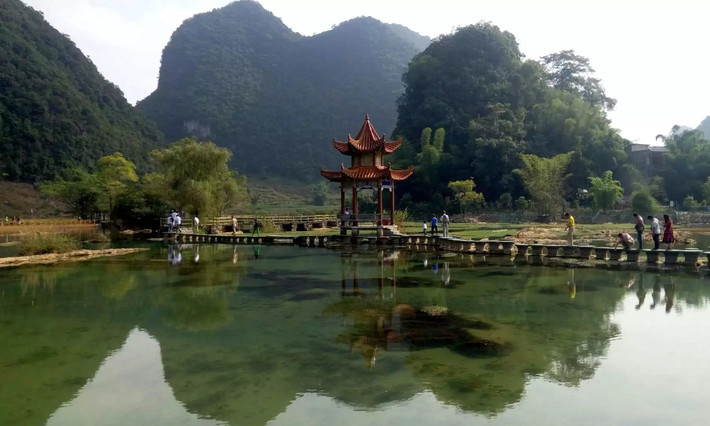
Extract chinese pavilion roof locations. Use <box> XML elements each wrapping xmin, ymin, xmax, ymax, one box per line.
<box><xmin>333</xmin><ymin>114</ymin><xmax>402</xmax><ymax>155</ymax></box>
<box><xmin>320</xmin><ymin>164</ymin><xmax>414</xmax><ymax>183</ymax></box>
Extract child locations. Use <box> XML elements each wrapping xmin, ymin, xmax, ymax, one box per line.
<box><xmin>422</xmin><ymin>220</ymin><xmax>427</xmax><ymax>235</ymax></box>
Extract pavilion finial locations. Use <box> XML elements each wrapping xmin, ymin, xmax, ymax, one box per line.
<box><xmin>365</xmin><ymin>113</ymin><xmax>370</xmax><ymax>121</ymax></box>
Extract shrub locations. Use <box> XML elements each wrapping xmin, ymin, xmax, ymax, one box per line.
<box><xmin>20</xmin><ymin>233</ymin><xmax>79</xmax><ymax>255</ymax></box>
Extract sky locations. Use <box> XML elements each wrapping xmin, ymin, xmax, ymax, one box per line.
<box><xmin>21</xmin><ymin>0</ymin><xmax>710</xmax><ymax>144</ymax></box>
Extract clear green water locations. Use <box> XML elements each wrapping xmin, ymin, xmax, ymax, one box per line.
<box><xmin>1</xmin><ymin>244</ymin><xmax>709</xmax><ymax>425</ymax></box>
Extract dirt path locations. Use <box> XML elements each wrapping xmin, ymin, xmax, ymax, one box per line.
<box><xmin>0</xmin><ymin>248</ymin><xmax>149</xmax><ymax>269</ymax></box>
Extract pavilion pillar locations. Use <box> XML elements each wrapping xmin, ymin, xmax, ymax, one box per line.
<box><xmin>389</xmin><ymin>182</ymin><xmax>395</xmax><ymax>225</ymax></box>
<box><xmin>377</xmin><ymin>183</ymin><xmax>383</xmax><ymax>225</ymax></box>
<box><xmin>340</xmin><ymin>185</ymin><xmax>345</xmax><ymax>214</ymax></box>
<box><xmin>352</xmin><ymin>185</ymin><xmax>358</xmax><ymax>223</ymax></box>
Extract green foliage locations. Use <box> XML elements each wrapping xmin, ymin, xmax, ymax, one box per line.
<box><xmin>656</xmin><ymin>129</ymin><xmax>710</xmax><ymax>203</ymax></box>
<box><xmin>151</xmin><ymin>138</ymin><xmax>247</xmax><ymax>218</ymax></box>
<box><xmin>0</xmin><ymin>0</ymin><xmax>163</xmax><ymax>181</ymax></box>
<box><xmin>516</xmin><ymin>153</ymin><xmax>572</xmax><ymax>216</ymax></box>
<box><xmin>309</xmin><ymin>181</ymin><xmax>330</xmax><ymax>206</ymax></box>
<box><xmin>681</xmin><ymin>195</ymin><xmax>702</xmax><ymax>211</ymax></box>
<box><xmin>514</xmin><ymin>196</ymin><xmax>530</xmax><ymax>211</ymax></box>
<box><xmin>702</xmin><ymin>177</ymin><xmax>710</xmax><ymax>203</ymax></box>
<box><xmin>588</xmin><ymin>171</ymin><xmax>623</xmax><ymax>212</ymax></box>
<box><xmin>394</xmin><ymin>208</ymin><xmax>411</xmax><ymax>225</ymax></box>
<box><xmin>630</xmin><ymin>189</ymin><xmax>658</xmax><ymax>214</ymax></box>
<box><xmin>39</xmin><ymin>168</ymin><xmax>100</xmax><ymax>218</ymax></box>
<box><xmin>447</xmin><ymin>179</ymin><xmax>485</xmax><ymax>215</ymax></box>
<box><xmin>541</xmin><ymin>50</ymin><xmax>616</xmax><ymax>111</ymax></box>
<box><xmin>138</xmin><ymin>2</ymin><xmax>428</xmax><ymax>181</ymax></box>
<box><xmin>393</xmin><ymin>23</ymin><xmax>627</xmax><ymax>211</ymax></box>
<box><xmin>20</xmin><ymin>233</ymin><xmax>78</xmax><ymax>255</ymax></box>
<box><xmin>96</xmin><ymin>153</ymin><xmax>138</xmax><ymax>216</ymax></box>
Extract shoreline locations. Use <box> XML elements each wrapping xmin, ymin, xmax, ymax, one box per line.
<box><xmin>0</xmin><ymin>248</ymin><xmax>149</xmax><ymax>269</ymax></box>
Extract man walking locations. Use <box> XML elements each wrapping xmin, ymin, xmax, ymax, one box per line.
<box><xmin>193</xmin><ymin>213</ymin><xmax>200</xmax><ymax>234</ymax></box>
<box><xmin>441</xmin><ymin>210</ymin><xmax>450</xmax><ymax>237</ymax></box>
<box><xmin>647</xmin><ymin>215</ymin><xmax>661</xmax><ymax>250</ymax></box>
<box><xmin>633</xmin><ymin>212</ymin><xmax>644</xmax><ymax>249</ymax></box>
<box><xmin>564</xmin><ymin>212</ymin><xmax>575</xmax><ymax>245</ymax></box>
<box><xmin>430</xmin><ymin>214</ymin><xmax>438</xmax><ymax>236</ymax></box>
<box><xmin>232</xmin><ymin>215</ymin><xmax>239</xmax><ymax>235</ymax></box>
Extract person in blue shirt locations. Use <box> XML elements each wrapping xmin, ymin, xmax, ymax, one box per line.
<box><xmin>430</xmin><ymin>214</ymin><xmax>438</xmax><ymax>236</ymax></box>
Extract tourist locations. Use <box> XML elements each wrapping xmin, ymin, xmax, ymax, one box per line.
<box><xmin>647</xmin><ymin>215</ymin><xmax>661</xmax><ymax>249</ymax></box>
<box><xmin>422</xmin><ymin>220</ymin><xmax>427</xmax><ymax>235</ymax></box>
<box><xmin>167</xmin><ymin>214</ymin><xmax>174</xmax><ymax>232</ymax></box>
<box><xmin>252</xmin><ymin>218</ymin><xmax>261</xmax><ymax>236</ymax></box>
<box><xmin>232</xmin><ymin>215</ymin><xmax>239</xmax><ymax>235</ymax></box>
<box><xmin>441</xmin><ymin>210</ymin><xmax>450</xmax><ymax>237</ymax></box>
<box><xmin>615</xmin><ymin>232</ymin><xmax>635</xmax><ymax>250</ymax></box>
<box><xmin>430</xmin><ymin>214</ymin><xmax>438</xmax><ymax>236</ymax></box>
<box><xmin>662</xmin><ymin>214</ymin><xmax>674</xmax><ymax>250</ymax></box>
<box><xmin>193</xmin><ymin>213</ymin><xmax>200</xmax><ymax>234</ymax></box>
<box><xmin>174</xmin><ymin>213</ymin><xmax>182</xmax><ymax>233</ymax></box>
<box><xmin>633</xmin><ymin>212</ymin><xmax>644</xmax><ymax>250</ymax></box>
<box><xmin>564</xmin><ymin>212</ymin><xmax>575</xmax><ymax>245</ymax></box>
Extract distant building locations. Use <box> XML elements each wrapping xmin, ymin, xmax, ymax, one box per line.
<box><xmin>629</xmin><ymin>143</ymin><xmax>668</xmax><ymax>178</ymax></box>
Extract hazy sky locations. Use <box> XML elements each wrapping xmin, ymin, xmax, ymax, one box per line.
<box><xmin>22</xmin><ymin>0</ymin><xmax>710</xmax><ymax>144</ymax></box>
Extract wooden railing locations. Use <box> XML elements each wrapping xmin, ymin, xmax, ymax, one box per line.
<box><xmin>0</xmin><ymin>218</ymin><xmax>96</xmax><ymax>226</ymax></box>
<box><xmin>160</xmin><ymin>214</ymin><xmax>338</xmax><ymax>228</ymax></box>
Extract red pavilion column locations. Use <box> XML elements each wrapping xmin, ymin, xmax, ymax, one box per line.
<box><xmin>340</xmin><ymin>185</ymin><xmax>345</xmax><ymax>214</ymax></box>
<box><xmin>377</xmin><ymin>183</ymin><xmax>383</xmax><ymax>225</ymax></box>
<box><xmin>389</xmin><ymin>182</ymin><xmax>395</xmax><ymax>225</ymax></box>
<box><xmin>352</xmin><ymin>185</ymin><xmax>358</xmax><ymax>224</ymax></box>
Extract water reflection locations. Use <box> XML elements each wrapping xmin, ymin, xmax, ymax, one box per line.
<box><xmin>47</xmin><ymin>328</ymin><xmax>224</xmax><ymax>425</ymax></box>
<box><xmin>1</xmin><ymin>246</ymin><xmax>710</xmax><ymax>425</ymax></box>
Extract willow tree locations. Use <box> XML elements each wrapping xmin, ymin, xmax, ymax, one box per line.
<box><xmin>515</xmin><ymin>152</ymin><xmax>572</xmax><ymax>217</ymax></box>
<box><xmin>151</xmin><ymin>137</ymin><xmax>247</xmax><ymax>218</ymax></box>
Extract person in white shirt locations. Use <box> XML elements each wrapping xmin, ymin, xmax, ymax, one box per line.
<box><xmin>647</xmin><ymin>215</ymin><xmax>661</xmax><ymax>249</ymax></box>
<box><xmin>193</xmin><ymin>214</ymin><xmax>200</xmax><ymax>233</ymax></box>
<box><xmin>440</xmin><ymin>211</ymin><xmax>450</xmax><ymax>237</ymax></box>
<box><xmin>174</xmin><ymin>214</ymin><xmax>182</xmax><ymax>233</ymax></box>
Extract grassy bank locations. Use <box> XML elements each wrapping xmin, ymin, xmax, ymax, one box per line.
<box><xmin>20</xmin><ymin>233</ymin><xmax>79</xmax><ymax>255</ymax></box>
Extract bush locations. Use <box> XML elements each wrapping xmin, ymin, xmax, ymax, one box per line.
<box><xmin>20</xmin><ymin>233</ymin><xmax>79</xmax><ymax>255</ymax></box>
<box><xmin>630</xmin><ymin>189</ymin><xmax>658</xmax><ymax>214</ymax></box>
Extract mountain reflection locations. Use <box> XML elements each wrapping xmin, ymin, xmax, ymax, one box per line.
<box><xmin>47</xmin><ymin>328</ymin><xmax>225</xmax><ymax>426</ymax></box>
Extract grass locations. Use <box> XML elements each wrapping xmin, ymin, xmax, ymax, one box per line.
<box><xmin>19</xmin><ymin>233</ymin><xmax>79</xmax><ymax>256</ymax></box>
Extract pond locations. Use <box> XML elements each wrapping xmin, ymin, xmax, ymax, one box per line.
<box><xmin>1</xmin><ymin>244</ymin><xmax>709</xmax><ymax>425</ymax></box>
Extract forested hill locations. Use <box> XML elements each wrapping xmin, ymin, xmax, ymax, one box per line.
<box><xmin>0</xmin><ymin>0</ymin><xmax>163</xmax><ymax>182</ymax></box>
<box><xmin>137</xmin><ymin>0</ymin><xmax>429</xmax><ymax>180</ymax></box>
<box><xmin>697</xmin><ymin>116</ymin><xmax>710</xmax><ymax>138</ymax></box>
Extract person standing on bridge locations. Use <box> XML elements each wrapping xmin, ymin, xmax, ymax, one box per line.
<box><xmin>252</xmin><ymin>218</ymin><xmax>261</xmax><ymax>237</ymax></box>
<box><xmin>441</xmin><ymin>210</ymin><xmax>450</xmax><ymax>237</ymax></box>
<box><xmin>174</xmin><ymin>213</ymin><xmax>182</xmax><ymax>233</ymax></box>
<box><xmin>430</xmin><ymin>214</ymin><xmax>438</xmax><ymax>236</ymax></box>
<box><xmin>193</xmin><ymin>212</ymin><xmax>200</xmax><ymax>234</ymax></box>
<box><xmin>232</xmin><ymin>215</ymin><xmax>239</xmax><ymax>235</ymax></box>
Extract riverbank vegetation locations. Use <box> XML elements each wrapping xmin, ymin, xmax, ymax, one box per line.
<box><xmin>19</xmin><ymin>233</ymin><xmax>78</xmax><ymax>255</ymax></box>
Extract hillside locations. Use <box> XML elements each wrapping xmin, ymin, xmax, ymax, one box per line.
<box><xmin>697</xmin><ymin>116</ymin><xmax>710</xmax><ymax>138</ymax></box>
<box><xmin>138</xmin><ymin>0</ymin><xmax>429</xmax><ymax>181</ymax></box>
<box><xmin>0</xmin><ymin>0</ymin><xmax>163</xmax><ymax>182</ymax></box>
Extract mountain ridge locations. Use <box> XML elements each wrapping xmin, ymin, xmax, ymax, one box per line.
<box><xmin>138</xmin><ymin>0</ymin><xmax>430</xmax><ymax>180</ymax></box>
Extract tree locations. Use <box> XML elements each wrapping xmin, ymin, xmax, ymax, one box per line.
<box><xmin>541</xmin><ymin>50</ymin><xmax>616</xmax><ymax>111</ymax></box>
<box><xmin>515</xmin><ymin>152</ymin><xmax>572</xmax><ymax>216</ymax></box>
<box><xmin>39</xmin><ymin>167</ymin><xmax>100</xmax><ymax>219</ymax></box>
<box><xmin>447</xmin><ymin>179</ymin><xmax>485</xmax><ymax>216</ymax></box>
<box><xmin>95</xmin><ymin>152</ymin><xmax>138</xmax><ymax>217</ymax></box>
<box><xmin>310</xmin><ymin>181</ymin><xmax>330</xmax><ymax>206</ymax></box>
<box><xmin>151</xmin><ymin>138</ymin><xmax>247</xmax><ymax>218</ymax></box>
<box><xmin>630</xmin><ymin>189</ymin><xmax>658</xmax><ymax>214</ymax></box>
<box><xmin>587</xmin><ymin>170</ymin><xmax>623</xmax><ymax>212</ymax></box>
<box><xmin>702</xmin><ymin>177</ymin><xmax>710</xmax><ymax>203</ymax></box>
